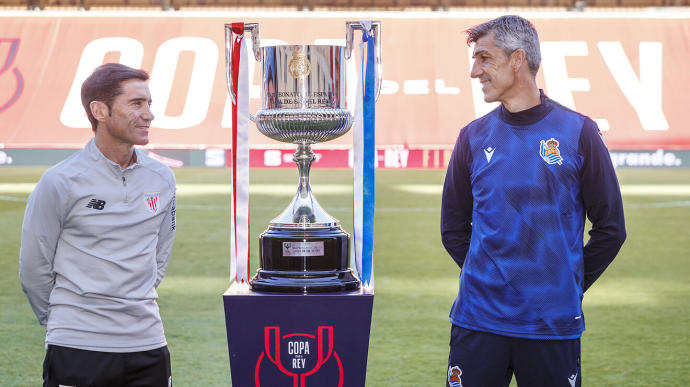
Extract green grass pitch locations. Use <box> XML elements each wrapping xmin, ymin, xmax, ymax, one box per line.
<box><xmin>1</xmin><ymin>167</ymin><xmax>688</xmax><ymax>385</ymax></box>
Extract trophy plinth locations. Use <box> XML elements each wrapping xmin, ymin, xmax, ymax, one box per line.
<box><xmin>226</xmin><ymin>23</ymin><xmax>381</xmax><ymax>293</ymax></box>
<box><xmin>252</xmin><ymin>227</ymin><xmax>359</xmax><ymax>293</ymax></box>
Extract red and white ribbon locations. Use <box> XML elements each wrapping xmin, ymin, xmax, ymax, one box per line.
<box><xmin>229</xmin><ymin>23</ymin><xmax>251</xmax><ymax>284</ymax></box>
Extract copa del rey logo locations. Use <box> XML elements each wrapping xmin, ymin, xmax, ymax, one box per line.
<box><xmin>255</xmin><ymin>326</ymin><xmax>343</xmax><ymax>387</ymax></box>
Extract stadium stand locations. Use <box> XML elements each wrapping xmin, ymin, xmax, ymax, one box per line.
<box><xmin>3</xmin><ymin>0</ymin><xmax>688</xmax><ymax>9</ymax></box>
<box><xmin>2</xmin><ymin>0</ymin><xmax>687</xmax><ymax>20</ymax></box>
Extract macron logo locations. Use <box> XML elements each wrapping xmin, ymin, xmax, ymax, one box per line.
<box><xmin>483</xmin><ymin>147</ymin><xmax>495</xmax><ymax>163</ymax></box>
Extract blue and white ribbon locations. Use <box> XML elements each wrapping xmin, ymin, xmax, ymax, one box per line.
<box><xmin>352</xmin><ymin>21</ymin><xmax>376</xmax><ymax>289</ymax></box>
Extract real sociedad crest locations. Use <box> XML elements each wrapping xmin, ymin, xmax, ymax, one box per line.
<box><xmin>448</xmin><ymin>365</ymin><xmax>463</xmax><ymax>387</ymax></box>
<box><xmin>144</xmin><ymin>192</ymin><xmax>160</xmax><ymax>214</ymax></box>
<box><xmin>539</xmin><ymin>137</ymin><xmax>564</xmax><ymax>165</ymax></box>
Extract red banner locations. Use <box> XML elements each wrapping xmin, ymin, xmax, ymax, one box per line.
<box><xmin>245</xmin><ymin>147</ymin><xmax>452</xmax><ymax>169</ymax></box>
<box><xmin>1</xmin><ymin>11</ymin><xmax>688</xmax><ymax>150</ymax></box>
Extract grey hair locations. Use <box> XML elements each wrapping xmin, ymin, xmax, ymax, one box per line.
<box><xmin>466</xmin><ymin>15</ymin><xmax>541</xmax><ymax>76</ymax></box>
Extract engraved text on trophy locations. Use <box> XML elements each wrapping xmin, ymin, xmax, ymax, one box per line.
<box><xmin>267</xmin><ymin>91</ymin><xmax>335</xmax><ymax>108</ymax></box>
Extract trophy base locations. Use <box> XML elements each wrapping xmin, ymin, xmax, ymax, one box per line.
<box><xmin>250</xmin><ymin>269</ymin><xmax>360</xmax><ymax>293</ymax></box>
<box><xmin>251</xmin><ymin>226</ymin><xmax>361</xmax><ymax>293</ymax></box>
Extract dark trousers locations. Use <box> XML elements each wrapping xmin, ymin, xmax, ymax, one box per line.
<box><xmin>43</xmin><ymin>345</ymin><xmax>171</xmax><ymax>387</ymax></box>
<box><xmin>447</xmin><ymin>325</ymin><xmax>581</xmax><ymax>387</ymax></box>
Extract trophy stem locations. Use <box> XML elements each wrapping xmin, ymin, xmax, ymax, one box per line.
<box><xmin>293</xmin><ymin>142</ymin><xmax>316</xmax><ymax>224</ymax></box>
<box><xmin>295</xmin><ymin>142</ymin><xmax>314</xmax><ymax>201</ymax></box>
<box><xmin>268</xmin><ymin>141</ymin><xmax>339</xmax><ymax>228</ymax></box>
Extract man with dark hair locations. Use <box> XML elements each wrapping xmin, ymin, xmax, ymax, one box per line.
<box><xmin>80</xmin><ymin>63</ymin><xmax>150</xmax><ymax>132</ymax></box>
<box><xmin>441</xmin><ymin>15</ymin><xmax>626</xmax><ymax>386</ymax></box>
<box><xmin>20</xmin><ymin>63</ymin><xmax>176</xmax><ymax>386</ymax></box>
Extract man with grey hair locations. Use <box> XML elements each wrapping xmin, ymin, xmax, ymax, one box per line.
<box><xmin>441</xmin><ymin>15</ymin><xmax>626</xmax><ymax>386</ymax></box>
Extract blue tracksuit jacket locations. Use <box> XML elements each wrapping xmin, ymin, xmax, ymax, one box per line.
<box><xmin>441</xmin><ymin>91</ymin><xmax>626</xmax><ymax>339</ymax></box>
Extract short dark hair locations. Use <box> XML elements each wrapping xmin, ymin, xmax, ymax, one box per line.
<box><xmin>466</xmin><ymin>15</ymin><xmax>541</xmax><ymax>76</ymax></box>
<box><xmin>80</xmin><ymin>63</ymin><xmax>149</xmax><ymax>131</ymax></box>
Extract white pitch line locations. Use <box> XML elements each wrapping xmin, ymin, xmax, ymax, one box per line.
<box><xmin>0</xmin><ymin>195</ymin><xmax>26</xmax><ymax>202</ymax></box>
<box><xmin>176</xmin><ymin>184</ymin><xmax>351</xmax><ymax>196</ymax></box>
<box><xmin>3</xmin><ymin>183</ymin><xmax>690</xmax><ymax>196</ymax></box>
<box><xmin>3</xmin><ymin>195</ymin><xmax>689</xmax><ymax>209</ymax></box>
<box><xmin>0</xmin><ymin>183</ymin><xmax>36</xmax><ymax>193</ymax></box>
<box><xmin>625</xmin><ymin>201</ymin><xmax>690</xmax><ymax>208</ymax></box>
<box><xmin>177</xmin><ymin>205</ymin><xmax>440</xmax><ymax>212</ymax></box>
<box><xmin>394</xmin><ymin>184</ymin><xmax>690</xmax><ymax>196</ymax></box>
<box><xmin>620</xmin><ymin>185</ymin><xmax>690</xmax><ymax>196</ymax></box>
<box><xmin>0</xmin><ymin>183</ymin><xmax>352</xmax><ymax>196</ymax></box>
<box><xmin>394</xmin><ymin>184</ymin><xmax>443</xmax><ymax>195</ymax></box>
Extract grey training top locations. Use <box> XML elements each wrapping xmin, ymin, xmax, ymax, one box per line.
<box><xmin>19</xmin><ymin>139</ymin><xmax>176</xmax><ymax>352</ymax></box>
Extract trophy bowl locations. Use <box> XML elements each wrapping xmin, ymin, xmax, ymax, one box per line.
<box><xmin>255</xmin><ymin>45</ymin><xmax>352</xmax><ymax>144</ymax></box>
<box><xmin>226</xmin><ymin>23</ymin><xmax>380</xmax><ymax>293</ymax></box>
<box><xmin>255</xmin><ymin>108</ymin><xmax>352</xmax><ymax>144</ymax></box>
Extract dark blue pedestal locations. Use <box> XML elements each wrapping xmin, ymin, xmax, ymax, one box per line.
<box><xmin>223</xmin><ymin>288</ymin><xmax>374</xmax><ymax>387</ymax></box>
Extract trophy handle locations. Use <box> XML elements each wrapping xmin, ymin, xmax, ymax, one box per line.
<box><xmin>224</xmin><ymin>22</ymin><xmax>261</xmax><ymax>105</ymax></box>
<box><xmin>345</xmin><ymin>21</ymin><xmax>382</xmax><ymax>102</ymax></box>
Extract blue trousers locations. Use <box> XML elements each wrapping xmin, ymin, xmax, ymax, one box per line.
<box><xmin>447</xmin><ymin>325</ymin><xmax>581</xmax><ymax>387</ymax></box>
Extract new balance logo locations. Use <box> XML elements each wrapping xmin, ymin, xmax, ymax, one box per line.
<box><xmin>86</xmin><ymin>199</ymin><xmax>106</xmax><ymax>210</ymax></box>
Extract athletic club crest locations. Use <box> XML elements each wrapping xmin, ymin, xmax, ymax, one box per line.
<box><xmin>448</xmin><ymin>365</ymin><xmax>463</xmax><ymax>387</ymax></box>
<box><xmin>144</xmin><ymin>192</ymin><xmax>160</xmax><ymax>214</ymax></box>
<box><xmin>539</xmin><ymin>137</ymin><xmax>564</xmax><ymax>165</ymax></box>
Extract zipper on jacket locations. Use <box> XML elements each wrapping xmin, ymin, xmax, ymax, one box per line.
<box><xmin>122</xmin><ymin>174</ymin><xmax>128</xmax><ymax>203</ymax></box>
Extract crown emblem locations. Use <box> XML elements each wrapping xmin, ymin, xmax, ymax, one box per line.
<box><xmin>288</xmin><ymin>51</ymin><xmax>311</xmax><ymax>79</ymax></box>
<box><xmin>539</xmin><ymin>137</ymin><xmax>564</xmax><ymax>165</ymax></box>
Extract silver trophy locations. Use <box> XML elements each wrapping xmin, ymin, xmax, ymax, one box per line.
<box><xmin>226</xmin><ymin>21</ymin><xmax>381</xmax><ymax>292</ymax></box>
